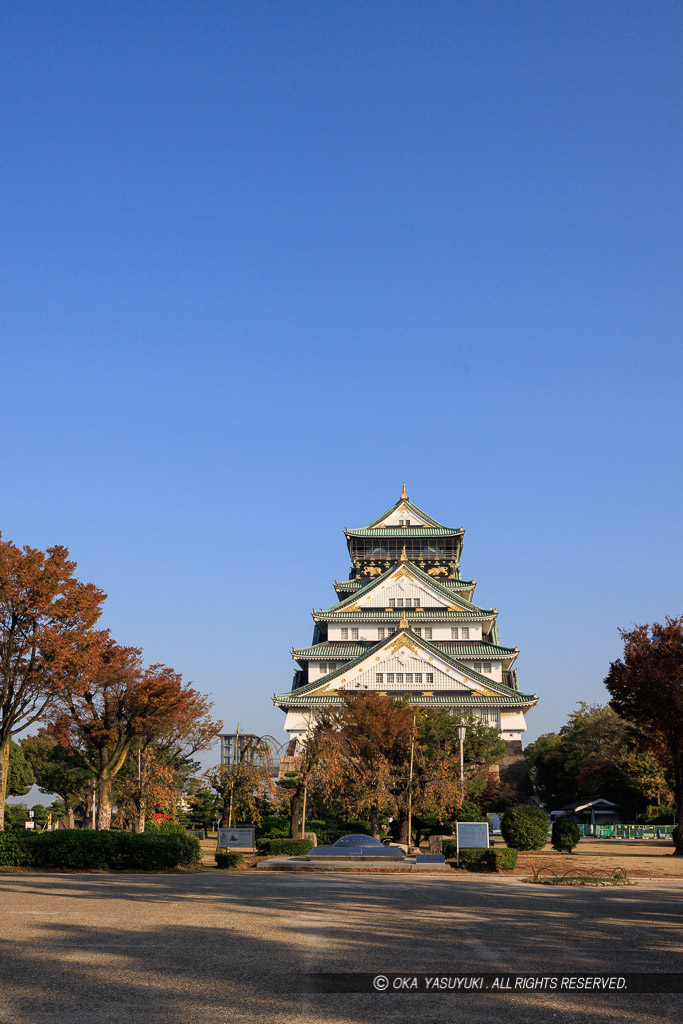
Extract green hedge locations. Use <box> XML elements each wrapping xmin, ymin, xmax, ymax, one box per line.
<box><xmin>0</xmin><ymin>830</ymin><xmax>201</xmax><ymax>870</ymax></box>
<box><xmin>0</xmin><ymin>831</ymin><xmax>34</xmax><ymax>866</ymax></box>
<box><xmin>215</xmin><ymin>851</ymin><xmax>245</xmax><ymax>869</ymax></box>
<box><xmin>258</xmin><ymin>838</ymin><xmax>314</xmax><ymax>856</ymax></box>
<box><xmin>144</xmin><ymin>821</ymin><xmax>187</xmax><ymax>835</ymax></box>
<box><xmin>447</xmin><ymin>848</ymin><xmax>518</xmax><ymax>872</ymax></box>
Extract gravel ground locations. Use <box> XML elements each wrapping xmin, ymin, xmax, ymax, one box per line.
<box><xmin>0</xmin><ymin>871</ymin><xmax>681</xmax><ymax>1024</ymax></box>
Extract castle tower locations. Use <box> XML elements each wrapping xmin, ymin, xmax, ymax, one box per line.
<box><xmin>273</xmin><ymin>488</ymin><xmax>536</xmax><ymax>791</ymax></box>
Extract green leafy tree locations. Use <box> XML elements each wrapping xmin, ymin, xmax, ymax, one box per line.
<box><xmin>186</xmin><ymin>786</ymin><xmax>218</xmax><ymax>837</ymax></box>
<box><xmin>8</xmin><ymin>741</ymin><xmax>35</xmax><ymax>797</ymax></box>
<box><xmin>524</xmin><ymin>702</ymin><xmax>672</xmax><ymax>815</ymax></box>
<box><xmin>20</xmin><ymin>730</ymin><xmax>91</xmax><ymax>829</ymax></box>
<box><xmin>605</xmin><ymin>616</ymin><xmax>683</xmax><ymax>855</ymax></box>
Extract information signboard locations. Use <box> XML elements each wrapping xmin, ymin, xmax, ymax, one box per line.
<box><xmin>456</xmin><ymin>822</ymin><xmax>489</xmax><ymax>866</ymax></box>
<box><xmin>217</xmin><ymin>826</ymin><xmax>255</xmax><ymax>850</ymax></box>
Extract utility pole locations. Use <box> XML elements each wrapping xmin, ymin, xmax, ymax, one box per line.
<box><xmin>91</xmin><ymin>777</ymin><xmax>96</xmax><ymax>830</ymax></box>
<box><xmin>456</xmin><ymin>723</ymin><xmax>467</xmax><ymax>804</ymax></box>
<box><xmin>407</xmin><ymin>714</ymin><xmax>416</xmax><ymax>852</ymax></box>
<box><xmin>228</xmin><ymin>721</ymin><xmax>240</xmax><ymax>828</ymax></box>
<box><xmin>300</xmin><ymin>714</ymin><xmax>311</xmax><ymax>838</ymax></box>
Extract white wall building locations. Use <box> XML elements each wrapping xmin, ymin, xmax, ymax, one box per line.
<box><xmin>273</xmin><ymin>487</ymin><xmax>537</xmax><ymax>790</ymax></box>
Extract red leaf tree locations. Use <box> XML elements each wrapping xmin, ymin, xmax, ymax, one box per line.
<box><xmin>0</xmin><ymin>537</ymin><xmax>105</xmax><ymax>830</ymax></box>
<box><xmin>48</xmin><ymin>633</ymin><xmax>219</xmax><ymax>829</ymax></box>
<box><xmin>605</xmin><ymin>616</ymin><xmax>683</xmax><ymax>854</ymax></box>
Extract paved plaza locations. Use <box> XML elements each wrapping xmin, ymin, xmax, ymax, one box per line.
<box><xmin>0</xmin><ymin>871</ymin><xmax>681</xmax><ymax>1023</ymax></box>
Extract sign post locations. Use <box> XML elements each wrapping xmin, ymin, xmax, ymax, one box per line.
<box><xmin>456</xmin><ymin>821</ymin><xmax>489</xmax><ymax>868</ymax></box>
<box><xmin>217</xmin><ymin>826</ymin><xmax>256</xmax><ymax>852</ymax></box>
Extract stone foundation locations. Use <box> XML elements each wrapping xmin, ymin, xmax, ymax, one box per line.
<box><xmin>499</xmin><ymin>740</ymin><xmax>533</xmax><ymax>799</ymax></box>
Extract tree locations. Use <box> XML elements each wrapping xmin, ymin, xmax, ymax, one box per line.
<box><xmin>8</xmin><ymin>740</ymin><xmax>35</xmax><ymax>797</ymax></box>
<box><xmin>308</xmin><ymin>696</ymin><xmax>505</xmax><ymax>842</ymax></box>
<box><xmin>0</xmin><ymin>537</ymin><xmax>105</xmax><ymax>829</ymax></box>
<box><xmin>113</xmin><ymin>694</ymin><xmax>221</xmax><ymax>832</ymax></box>
<box><xmin>186</xmin><ymin>786</ymin><xmax>218</xmax><ymax>837</ymax></box>
<box><xmin>20</xmin><ymin>730</ymin><xmax>91</xmax><ymax>829</ymax></box>
<box><xmin>524</xmin><ymin>702</ymin><xmax>670</xmax><ymax>815</ymax></box>
<box><xmin>605</xmin><ymin>616</ymin><xmax>683</xmax><ymax>855</ymax></box>
<box><xmin>49</xmin><ymin>635</ymin><xmax>217</xmax><ymax>829</ymax></box>
<box><xmin>205</xmin><ymin>736</ymin><xmax>276</xmax><ymax>828</ymax></box>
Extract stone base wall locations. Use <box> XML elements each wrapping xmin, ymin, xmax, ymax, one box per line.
<box><xmin>499</xmin><ymin>740</ymin><xmax>533</xmax><ymax>799</ymax></box>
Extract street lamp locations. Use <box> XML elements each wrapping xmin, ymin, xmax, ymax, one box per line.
<box><xmin>456</xmin><ymin>723</ymin><xmax>467</xmax><ymax>803</ymax></box>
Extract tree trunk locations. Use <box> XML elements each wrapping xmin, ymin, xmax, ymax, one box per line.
<box><xmin>673</xmin><ymin>794</ymin><xmax>683</xmax><ymax>856</ymax></box>
<box><xmin>0</xmin><ymin>734</ymin><xmax>10</xmax><ymax>831</ymax></box>
<box><xmin>97</xmin><ymin>776</ymin><xmax>113</xmax><ymax>830</ymax></box>
<box><xmin>289</xmin><ymin>782</ymin><xmax>305</xmax><ymax>838</ymax></box>
<box><xmin>134</xmin><ymin>794</ymin><xmax>146</xmax><ymax>833</ymax></box>
<box><xmin>370</xmin><ymin>806</ymin><xmax>380</xmax><ymax>840</ymax></box>
<box><xmin>66</xmin><ymin>806</ymin><xmax>75</xmax><ymax>830</ymax></box>
<box><xmin>397</xmin><ymin>809</ymin><xmax>409</xmax><ymax>845</ymax></box>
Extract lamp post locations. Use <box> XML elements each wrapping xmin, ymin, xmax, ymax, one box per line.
<box><xmin>456</xmin><ymin>723</ymin><xmax>467</xmax><ymax>804</ymax></box>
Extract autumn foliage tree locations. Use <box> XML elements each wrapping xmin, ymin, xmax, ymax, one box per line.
<box><xmin>48</xmin><ymin>634</ymin><xmax>219</xmax><ymax>829</ymax></box>
<box><xmin>605</xmin><ymin>616</ymin><xmax>683</xmax><ymax>854</ymax></box>
<box><xmin>0</xmin><ymin>537</ymin><xmax>105</xmax><ymax>829</ymax></box>
<box><xmin>205</xmin><ymin>736</ymin><xmax>276</xmax><ymax>828</ymax></box>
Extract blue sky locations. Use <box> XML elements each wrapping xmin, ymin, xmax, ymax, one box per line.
<box><xmin>1</xmin><ymin>2</ymin><xmax>681</xmax><ymax>762</ymax></box>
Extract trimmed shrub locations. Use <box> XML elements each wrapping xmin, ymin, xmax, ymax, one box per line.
<box><xmin>144</xmin><ymin>821</ymin><xmax>188</xmax><ymax>835</ymax></box>
<box><xmin>0</xmin><ymin>830</ymin><xmax>201</xmax><ymax>870</ymax></box>
<box><xmin>447</xmin><ymin>848</ymin><xmax>518</xmax><ymax>872</ymax></box>
<box><xmin>501</xmin><ymin>805</ymin><xmax>549</xmax><ymax>851</ymax></box>
<box><xmin>551</xmin><ymin>818</ymin><xmax>581</xmax><ymax>854</ymax></box>
<box><xmin>215</xmin><ymin>851</ymin><xmax>245</xmax><ymax>869</ymax></box>
<box><xmin>0</xmin><ymin>831</ymin><xmax>35</xmax><ymax>866</ymax></box>
<box><xmin>258</xmin><ymin>838</ymin><xmax>314</xmax><ymax>856</ymax></box>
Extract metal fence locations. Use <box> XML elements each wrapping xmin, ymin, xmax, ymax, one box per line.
<box><xmin>573</xmin><ymin>824</ymin><xmax>675</xmax><ymax>839</ymax></box>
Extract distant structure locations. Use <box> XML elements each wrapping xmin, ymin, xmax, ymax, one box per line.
<box><xmin>219</xmin><ymin>733</ymin><xmax>282</xmax><ymax>779</ymax></box>
<box><xmin>273</xmin><ymin>487</ymin><xmax>537</xmax><ymax>792</ymax></box>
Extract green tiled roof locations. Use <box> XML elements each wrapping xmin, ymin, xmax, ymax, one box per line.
<box><xmin>346</xmin><ymin>527</ymin><xmax>463</xmax><ymax>537</ymax></box>
<box><xmin>364</xmin><ymin>497</ymin><xmax>449</xmax><ymax>529</ymax></box>
<box><xmin>275</xmin><ymin>629</ymin><xmax>534</xmax><ymax>705</ymax></box>
<box><xmin>334</xmin><ymin>576</ymin><xmax>475</xmax><ymax>593</ymax></box>
<box><xmin>292</xmin><ymin>641</ymin><xmax>372</xmax><ymax>660</ymax></box>
<box><xmin>276</xmin><ymin>691</ymin><xmax>535</xmax><ymax>708</ymax></box>
<box><xmin>322</xmin><ymin>560</ymin><xmax>488</xmax><ymax>615</ymax></box>
<box><xmin>317</xmin><ymin>609</ymin><xmax>493</xmax><ymax>622</ymax></box>
<box><xmin>432</xmin><ymin>642</ymin><xmax>518</xmax><ymax>658</ymax></box>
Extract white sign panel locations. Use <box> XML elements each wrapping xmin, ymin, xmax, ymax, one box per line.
<box><xmin>457</xmin><ymin>822</ymin><xmax>489</xmax><ymax>849</ymax></box>
<box><xmin>217</xmin><ymin>827</ymin><xmax>255</xmax><ymax>849</ymax></box>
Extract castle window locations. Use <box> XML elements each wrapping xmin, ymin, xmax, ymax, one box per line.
<box><xmin>378</xmin><ymin>628</ymin><xmax>385</xmax><ymax>640</ymax></box>
<box><xmin>387</xmin><ymin>673</ymin><xmax>394</xmax><ymax>684</ymax></box>
<box><xmin>413</xmin><ymin>599</ymin><xmax>420</xmax><ymax>608</ymax></box>
<box><xmin>376</xmin><ymin>673</ymin><xmax>383</xmax><ymax>684</ymax></box>
<box><xmin>341</xmin><ymin>628</ymin><xmax>348</xmax><ymax>640</ymax></box>
<box><xmin>406</xmin><ymin>673</ymin><xmax>413</xmax><ymax>684</ymax></box>
<box><xmin>396</xmin><ymin>673</ymin><xmax>403</xmax><ymax>684</ymax></box>
<box><xmin>396</xmin><ymin>598</ymin><xmax>403</xmax><ymax>608</ymax></box>
<box><xmin>351</xmin><ymin>628</ymin><xmax>359</xmax><ymax>640</ymax></box>
<box><xmin>426</xmin><ymin>673</ymin><xmax>433</xmax><ymax>685</ymax></box>
<box><xmin>451</xmin><ymin>628</ymin><xmax>459</xmax><ymax>639</ymax></box>
<box><xmin>424</xmin><ymin>627</ymin><xmax>432</xmax><ymax>640</ymax></box>
<box><xmin>389</xmin><ymin>599</ymin><xmax>395</xmax><ymax>608</ymax></box>
<box><xmin>461</xmin><ymin>627</ymin><xmax>470</xmax><ymax>639</ymax></box>
<box><xmin>482</xmin><ymin>663</ymin><xmax>491</xmax><ymax>673</ymax></box>
<box><xmin>414</xmin><ymin>627</ymin><xmax>422</xmax><ymax>637</ymax></box>
<box><xmin>415</xmin><ymin>673</ymin><xmax>422</xmax><ymax>684</ymax></box>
